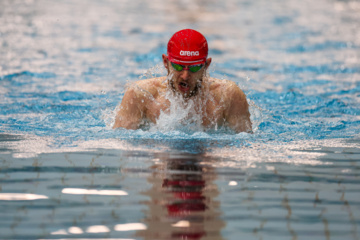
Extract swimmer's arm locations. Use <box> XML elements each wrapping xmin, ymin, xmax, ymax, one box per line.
<box><xmin>113</xmin><ymin>87</ymin><xmax>144</xmax><ymax>130</ymax></box>
<box><xmin>224</xmin><ymin>83</ymin><xmax>252</xmax><ymax>133</ymax></box>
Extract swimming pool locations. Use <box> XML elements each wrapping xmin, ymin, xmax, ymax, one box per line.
<box><xmin>0</xmin><ymin>0</ymin><xmax>359</xmax><ymax>239</ymax></box>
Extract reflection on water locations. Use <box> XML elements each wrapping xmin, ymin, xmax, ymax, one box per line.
<box><xmin>0</xmin><ymin>143</ymin><xmax>359</xmax><ymax>239</ymax></box>
<box><xmin>136</xmin><ymin>153</ymin><xmax>225</xmax><ymax>240</ymax></box>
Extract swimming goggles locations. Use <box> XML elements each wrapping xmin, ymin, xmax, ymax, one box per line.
<box><xmin>171</xmin><ymin>62</ymin><xmax>203</xmax><ymax>73</ymax></box>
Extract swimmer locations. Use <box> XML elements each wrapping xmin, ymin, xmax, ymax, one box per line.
<box><xmin>113</xmin><ymin>29</ymin><xmax>252</xmax><ymax>133</ymax></box>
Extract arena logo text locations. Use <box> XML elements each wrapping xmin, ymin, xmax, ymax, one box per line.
<box><xmin>179</xmin><ymin>51</ymin><xmax>199</xmax><ymax>56</ymax></box>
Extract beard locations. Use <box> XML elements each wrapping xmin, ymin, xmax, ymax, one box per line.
<box><xmin>167</xmin><ymin>75</ymin><xmax>202</xmax><ymax>99</ymax></box>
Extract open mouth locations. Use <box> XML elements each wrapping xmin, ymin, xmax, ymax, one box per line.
<box><xmin>178</xmin><ymin>82</ymin><xmax>190</xmax><ymax>93</ymax></box>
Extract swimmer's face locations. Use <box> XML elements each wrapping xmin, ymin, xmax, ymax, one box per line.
<box><xmin>162</xmin><ymin>54</ymin><xmax>212</xmax><ymax>98</ymax></box>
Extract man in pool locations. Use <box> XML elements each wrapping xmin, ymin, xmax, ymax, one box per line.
<box><xmin>113</xmin><ymin>29</ymin><xmax>252</xmax><ymax>133</ymax></box>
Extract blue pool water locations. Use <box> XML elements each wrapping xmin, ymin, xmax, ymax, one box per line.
<box><xmin>0</xmin><ymin>0</ymin><xmax>359</xmax><ymax>239</ymax></box>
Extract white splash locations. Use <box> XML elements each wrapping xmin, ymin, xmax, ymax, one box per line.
<box><xmin>151</xmin><ymin>90</ymin><xmax>205</xmax><ymax>132</ymax></box>
<box><xmin>149</xmin><ymin>74</ymin><xmax>221</xmax><ymax>132</ymax></box>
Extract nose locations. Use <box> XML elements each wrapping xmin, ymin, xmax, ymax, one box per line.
<box><xmin>180</xmin><ymin>69</ymin><xmax>191</xmax><ymax>81</ymax></box>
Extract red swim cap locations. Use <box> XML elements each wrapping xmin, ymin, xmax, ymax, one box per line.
<box><xmin>167</xmin><ymin>29</ymin><xmax>208</xmax><ymax>65</ymax></box>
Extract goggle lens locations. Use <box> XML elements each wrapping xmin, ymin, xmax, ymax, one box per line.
<box><xmin>189</xmin><ymin>65</ymin><xmax>202</xmax><ymax>73</ymax></box>
<box><xmin>171</xmin><ymin>62</ymin><xmax>184</xmax><ymax>71</ymax></box>
<box><xmin>171</xmin><ymin>62</ymin><xmax>203</xmax><ymax>73</ymax></box>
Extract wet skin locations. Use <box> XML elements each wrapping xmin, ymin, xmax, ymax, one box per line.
<box><xmin>113</xmin><ymin>54</ymin><xmax>252</xmax><ymax>133</ymax></box>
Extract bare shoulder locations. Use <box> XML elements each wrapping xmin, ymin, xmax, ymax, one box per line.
<box><xmin>125</xmin><ymin>77</ymin><xmax>167</xmax><ymax>98</ymax></box>
<box><xmin>113</xmin><ymin>77</ymin><xmax>167</xmax><ymax>129</ymax></box>
<box><xmin>208</xmin><ymin>78</ymin><xmax>247</xmax><ymax>102</ymax></box>
<box><xmin>209</xmin><ymin>78</ymin><xmax>251</xmax><ymax>133</ymax></box>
